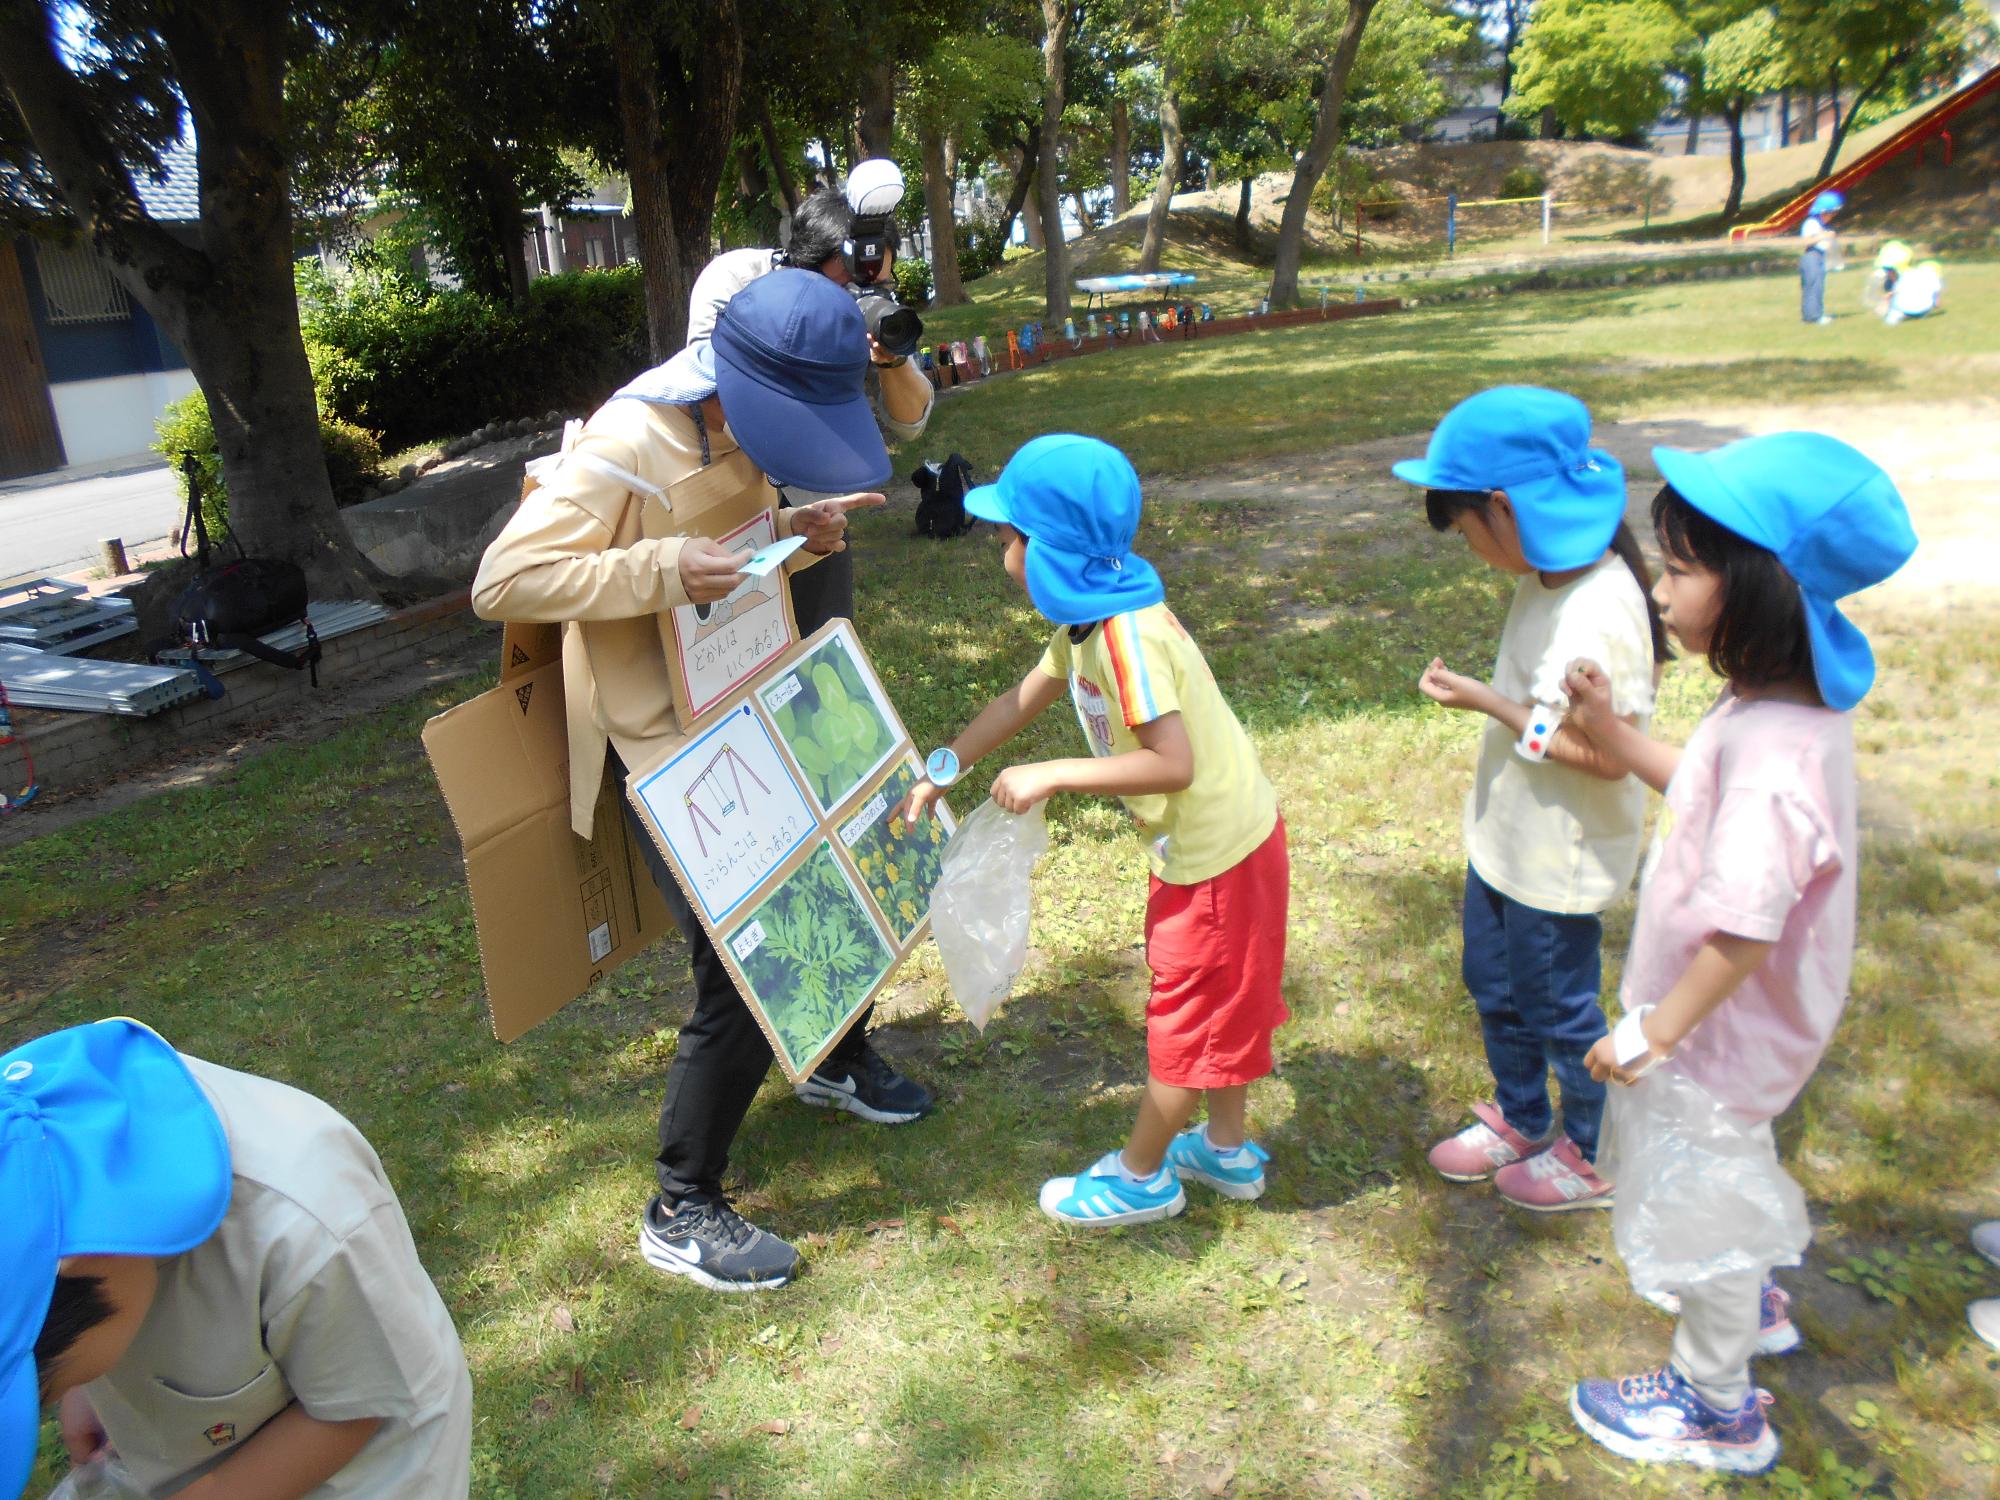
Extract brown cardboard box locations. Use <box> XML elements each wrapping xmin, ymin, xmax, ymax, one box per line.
<box><xmin>423</xmin><ymin>655</ymin><xmax>671</xmax><ymax>1042</ymax></box>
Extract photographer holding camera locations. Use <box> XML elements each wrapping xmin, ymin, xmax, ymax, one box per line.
<box><xmin>684</xmin><ymin>164</ymin><xmax>932</xmax><ymax>626</ymax></box>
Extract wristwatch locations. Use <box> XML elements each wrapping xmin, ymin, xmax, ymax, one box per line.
<box><xmin>925</xmin><ymin>747</ymin><xmax>960</xmax><ymax>788</ymax></box>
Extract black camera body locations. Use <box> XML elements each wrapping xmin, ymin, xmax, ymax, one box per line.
<box><xmin>846</xmin><ymin>216</ymin><xmax>923</xmax><ymax>358</ymax></box>
<box><xmin>840</xmin><ymin>161</ymin><xmax>924</xmax><ymax>359</ymax></box>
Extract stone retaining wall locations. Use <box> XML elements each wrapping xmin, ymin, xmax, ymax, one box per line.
<box><xmin>4</xmin><ymin>593</ymin><xmax>490</xmax><ymax>797</ymax></box>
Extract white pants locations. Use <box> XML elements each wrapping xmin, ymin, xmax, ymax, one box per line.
<box><xmin>1671</xmin><ymin>1268</ymin><xmax>1761</xmax><ymax>1409</ymax></box>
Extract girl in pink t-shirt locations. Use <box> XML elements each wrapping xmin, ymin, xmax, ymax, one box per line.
<box><xmin>1554</xmin><ymin>432</ymin><xmax>1915</xmax><ymax>1477</ymax></box>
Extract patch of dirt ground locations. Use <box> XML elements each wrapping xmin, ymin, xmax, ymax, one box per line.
<box><xmin>1147</xmin><ymin>399</ymin><xmax>2000</xmax><ymax>611</ymax></box>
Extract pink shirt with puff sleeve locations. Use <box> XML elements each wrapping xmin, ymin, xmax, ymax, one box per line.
<box><xmin>1619</xmin><ymin>693</ymin><xmax>1857</xmax><ymax>1123</ymax></box>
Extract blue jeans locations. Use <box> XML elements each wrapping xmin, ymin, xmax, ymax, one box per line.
<box><xmin>1800</xmin><ymin>249</ymin><xmax>1826</xmax><ymax>322</ymax></box>
<box><xmin>1460</xmin><ymin>864</ymin><xmax>1608</xmax><ymax>1159</ymax></box>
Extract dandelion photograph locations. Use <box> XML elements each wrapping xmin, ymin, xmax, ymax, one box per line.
<box><xmin>839</xmin><ymin>758</ymin><xmax>955</xmax><ymax>947</ymax></box>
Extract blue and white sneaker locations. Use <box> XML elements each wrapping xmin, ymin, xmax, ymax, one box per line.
<box><xmin>1640</xmin><ymin>1279</ymin><xmax>1801</xmax><ymax>1355</ymax></box>
<box><xmin>1038</xmin><ymin>1151</ymin><xmax>1186</xmax><ymax>1227</ymax></box>
<box><xmin>1570</xmin><ymin>1365</ymin><xmax>1779</xmax><ymax>1475</ymax></box>
<box><xmin>1165</xmin><ymin>1128</ymin><xmax>1270</xmax><ymax>1200</ymax></box>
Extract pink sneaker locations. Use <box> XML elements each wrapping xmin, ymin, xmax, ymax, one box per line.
<box><xmin>1494</xmin><ymin>1135</ymin><xmax>1613</xmax><ymax>1212</ymax></box>
<box><xmin>1428</xmin><ymin>1101</ymin><xmax>1556</xmax><ymax>1183</ymax></box>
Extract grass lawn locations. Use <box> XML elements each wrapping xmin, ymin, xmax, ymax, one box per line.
<box><xmin>6</xmin><ymin>268</ymin><xmax>1998</xmax><ymax>1499</ymax></box>
<box><xmin>918</xmin><ymin>260</ymin><xmax>2000</xmax><ymax>480</ymax></box>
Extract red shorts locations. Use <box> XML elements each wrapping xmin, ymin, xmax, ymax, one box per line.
<box><xmin>1144</xmin><ymin>817</ymin><xmax>1290</xmax><ymax>1089</ymax></box>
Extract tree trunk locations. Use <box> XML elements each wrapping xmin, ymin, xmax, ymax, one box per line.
<box><xmin>756</xmin><ymin>99</ymin><xmax>800</xmax><ymax>213</ymax></box>
<box><xmin>1684</xmin><ymin>108</ymin><xmax>1701</xmax><ymax>154</ymax></box>
<box><xmin>1538</xmin><ymin>104</ymin><xmax>1558</xmax><ymax>140</ymax></box>
<box><xmin>1023</xmin><ymin>189</ymin><xmax>1046</xmax><ymax>249</ymax></box>
<box><xmin>1111</xmin><ymin>99</ymin><xmax>1131</xmax><ymax>214</ymax></box>
<box><xmin>1722</xmin><ymin>101</ymin><xmax>1747</xmax><ymax>219</ymax></box>
<box><xmin>0</xmin><ymin>0</ymin><xmax>377</xmax><ymax>597</ymax></box>
<box><xmin>1818</xmin><ymin>54</ymin><xmax>1902</xmax><ymax>180</ymax></box>
<box><xmin>1269</xmin><ymin>0</ymin><xmax>1379</xmax><ymax>308</ymax></box>
<box><xmin>920</xmin><ymin>122</ymin><xmax>967</xmax><ymax>304</ymax></box>
<box><xmin>1233</xmin><ymin>175</ymin><xmax>1253</xmax><ymax>249</ymax></box>
<box><xmin>1036</xmin><ymin>0</ymin><xmax>1073</xmax><ymax>320</ymax></box>
<box><xmin>1070</xmin><ymin>190</ymin><xmax>1092</xmax><ymax>232</ymax></box>
<box><xmin>1138</xmin><ymin>60</ymin><xmax>1183</xmax><ymax>273</ymax></box>
<box><xmin>997</xmin><ymin>138</ymin><xmax>1038</xmax><ymax>248</ymax></box>
<box><xmin>856</xmin><ymin>60</ymin><xmax>895</xmax><ymax>158</ymax></box>
<box><xmin>613</xmin><ymin>30</ymin><xmax>680</xmax><ymax>360</ymax></box>
<box><xmin>610</xmin><ymin>0</ymin><xmax>743</xmax><ymax>360</ymax></box>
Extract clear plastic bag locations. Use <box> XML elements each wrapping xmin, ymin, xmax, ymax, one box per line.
<box><xmin>929</xmin><ymin>799</ymin><xmax>1048</xmax><ymax>1031</ymax></box>
<box><xmin>1598</xmin><ymin>1062</ymin><xmax>1811</xmax><ymax>1295</ymax></box>
<box><xmin>46</xmin><ymin>1458</ymin><xmax>151</xmax><ymax>1500</ymax></box>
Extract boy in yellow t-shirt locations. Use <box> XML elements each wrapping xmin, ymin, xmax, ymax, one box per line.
<box><xmin>905</xmin><ymin>435</ymin><xmax>1290</xmax><ymax>1226</ymax></box>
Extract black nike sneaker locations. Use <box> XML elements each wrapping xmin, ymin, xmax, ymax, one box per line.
<box><xmin>794</xmin><ymin>1039</ymin><xmax>934</xmax><ymax>1124</ymax></box>
<box><xmin>638</xmin><ymin>1194</ymin><xmax>800</xmax><ymax>1292</ymax></box>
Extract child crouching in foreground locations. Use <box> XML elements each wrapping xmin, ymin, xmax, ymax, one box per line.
<box><xmin>904</xmin><ymin>434</ymin><xmax>1289</xmax><ymax>1225</ymax></box>
<box><xmin>1559</xmin><ymin>434</ymin><xmax>1915</xmax><ymax>1474</ymax></box>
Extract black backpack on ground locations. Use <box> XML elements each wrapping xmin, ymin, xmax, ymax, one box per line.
<box><xmin>167</xmin><ymin>460</ymin><xmax>321</xmax><ymax>690</ymax></box>
<box><xmin>911</xmin><ymin>453</ymin><xmax>978</xmax><ymax>539</ymax></box>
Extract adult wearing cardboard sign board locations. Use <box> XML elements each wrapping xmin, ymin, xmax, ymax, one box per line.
<box><xmin>471</xmin><ymin>270</ymin><xmax>932</xmax><ymax>1294</ymax></box>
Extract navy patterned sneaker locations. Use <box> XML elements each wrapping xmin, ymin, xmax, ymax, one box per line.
<box><xmin>795</xmin><ymin>1039</ymin><xmax>933</xmax><ymax>1125</ymax></box>
<box><xmin>1570</xmin><ymin>1364</ymin><xmax>1779</xmax><ymax>1475</ymax></box>
<box><xmin>1640</xmin><ymin>1279</ymin><xmax>1801</xmax><ymax>1356</ymax></box>
<box><xmin>638</xmin><ymin>1194</ymin><xmax>800</xmax><ymax>1292</ymax></box>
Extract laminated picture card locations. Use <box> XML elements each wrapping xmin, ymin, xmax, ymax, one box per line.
<box><xmin>627</xmin><ymin>621</ymin><xmax>955</xmax><ymax>1080</ymax></box>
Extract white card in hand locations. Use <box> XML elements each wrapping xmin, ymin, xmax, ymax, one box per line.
<box><xmin>738</xmin><ymin>535</ymin><xmax>808</xmax><ymax>577</ymax></box>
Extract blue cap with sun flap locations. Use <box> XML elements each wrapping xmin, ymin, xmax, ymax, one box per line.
<box><xmin>963</xmin><ymin>435</ymin><xmax>1165</xmax><ymax>626</ymax></box>
<box><xmin>1653</xmin><ymin>432</ymin><xmax>1916</xmax><ymax>710</ymax></box>
<box><xmin>1392</xmin><ymin>386</ymin><xmax>1627</xmax><ymax>572</ymax></box>
<box><xmin>1</xmin><ymin>1021</ymin><xmax>231</xmax><ymax>1500</ymax></box>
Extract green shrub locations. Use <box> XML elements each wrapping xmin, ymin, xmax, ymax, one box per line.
<box><xmin>892</xmin><ymin>255</ymin><xmax>933</xmax><ymax>308</ymax></box>
<box><xmin>155</xmin><ymin>391</ymin><xmax>385</xmax><ymax>541</ymax></box>
<box><xmin>955</xmin><ymin>214</ymin><xmax>1010</xmax><ymax>282</ymax></box>
<box><xmin>300</xmin><ymin>260</ymin><xmax>648</xmax><ymax>450</ymax></box>
<box><xmin>1358</xmin><ymin>182</ymin><xmax>1404</xmax><ymax>224</ymax></box>
<box><xmin>1565</xmin><ymin>158</ymin><xmax>1667</xmax><ymax>215</ymax></box>
<box><xmin>1498</xmin><ymin>166</ymin><xmax>1548</xmax><ymax>200</ymax></box>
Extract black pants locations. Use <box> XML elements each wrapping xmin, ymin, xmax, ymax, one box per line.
<box><xmin>622</xmin><ymin>537</ymin><xmax>870</xmax><ymax>1206</ymax></box>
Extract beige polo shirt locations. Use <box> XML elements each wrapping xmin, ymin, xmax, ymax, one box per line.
<box><xmin>1464</xmin><ymin>555</ymin><xmax>1656</xmax><ymax>915</ymax></box>
<box><xmin>85</xmin><ymin>1057</ymin><xmax>472</xmax><ymax>1500</ymax></box>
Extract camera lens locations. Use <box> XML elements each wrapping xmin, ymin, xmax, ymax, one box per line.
<box><xmin>861</xmin><ymin>295</ymin><xmax>924</xmax><ymax>359</ymax></box>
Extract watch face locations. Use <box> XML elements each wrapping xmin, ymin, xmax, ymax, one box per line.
<box><xmin>927</xmin><ymin>747</ymin><xmax>959</xmax><ymax>786</ymax></box>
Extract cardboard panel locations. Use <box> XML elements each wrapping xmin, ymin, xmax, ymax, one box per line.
<box><xmin>500</xmin><ymin>622</ymin><xmax>562</xmax><ymax>682</ymax></box>
<box><xmin>424</xmin><ymin>658</ymin><xmax>669</xmax><ymax>1042</ymax></box>
<box><xmin>647</xmin><ymin>448</ymin><xmax>798</xmax><ymax>729</ymax></box>
<box><xmin>667</xmin><ymin>509</ymin><xmax>796</xmax><ymax>722</ymax></box>
<box><xmin>623</xmin><ymin>620</ymin><xmax>951</xmax><ymax>1080</ymax></box>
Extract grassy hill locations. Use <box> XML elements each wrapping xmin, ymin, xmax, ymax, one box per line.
<box><xmin>915</xmin><ymin>95</ymin><xmax>1972</xmax><ymax>345</ymax></box>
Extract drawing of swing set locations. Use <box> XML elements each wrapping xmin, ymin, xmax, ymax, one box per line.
<box><xmin>684</xmin><ymin>744</ymin><xmax>772</xmax><ymax>855</ymax></box>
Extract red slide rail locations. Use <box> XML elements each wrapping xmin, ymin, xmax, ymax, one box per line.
<box><xmin>1730</xmin><ymin>64</ymin><xmax>2000</xmax><ymax>241</ymax></box>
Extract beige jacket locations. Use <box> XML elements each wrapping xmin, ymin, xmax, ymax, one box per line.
<box><xmin>471</xmin><ymin>396</ymin><xmax>821</xmax><ymax>836</ymax></box>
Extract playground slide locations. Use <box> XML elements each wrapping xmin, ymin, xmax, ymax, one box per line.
<box><xmin>1731</xmin><ymin>64</ymin><xmax>2000</xmax><ymax>240</ymax></box>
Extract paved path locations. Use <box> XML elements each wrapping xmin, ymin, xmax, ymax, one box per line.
<box><xmin>0</xmin><ymin>458</ymin><xmax>180</xmax><ymax>581</ymax></box>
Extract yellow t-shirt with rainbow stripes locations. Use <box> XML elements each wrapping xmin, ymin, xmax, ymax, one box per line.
<box><xmin>1037</xmin><ymin>603</ymin><xmax>1277</xmax><ymax>884</ymax></box>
